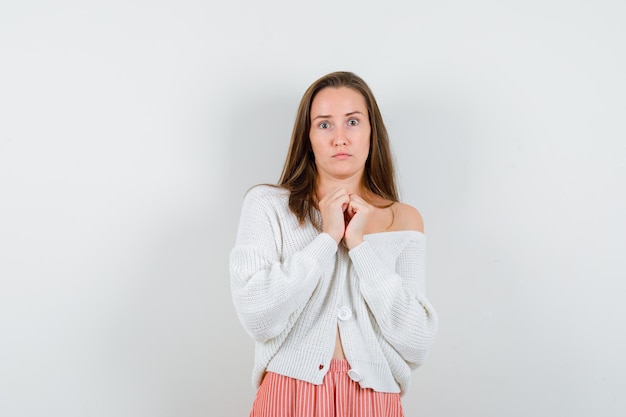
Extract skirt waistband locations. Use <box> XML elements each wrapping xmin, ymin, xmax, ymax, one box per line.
<box><xmin>328</xmin><ymin>359</ymin><xmax>350</xmax><ymax>372</ymax></box>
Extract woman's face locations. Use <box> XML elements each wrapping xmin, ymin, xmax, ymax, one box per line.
<box><xmin>309</xmin><ymin>87</ymin><xmax>371</xmax><ymax>182</ymax></box>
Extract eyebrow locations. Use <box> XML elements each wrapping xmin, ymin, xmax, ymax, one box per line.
<box><xmin>311</xmin><ymin>111</ymin><xmax>365</xmax><ymax>121</ymax></box>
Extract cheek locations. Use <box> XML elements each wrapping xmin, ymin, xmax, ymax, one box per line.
<box><xmin>361</xmin><ymin>130</ymin><xmax>371</xmax><ymax>153</ymax></box>
<box><xmin>309</xmin><ymin>129</ymin><xmax>329</xmax><ymax>150</ymax></box>
<box><xmin>308</xmin><ymin>133</ymin><xmax>318</xmax><ymax>151</ymax></box>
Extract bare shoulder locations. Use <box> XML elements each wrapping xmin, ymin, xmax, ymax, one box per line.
<box><xmin>392</xmin><ymin>202</ymin><xmax>424</xmax><ymax>233</ymax></box>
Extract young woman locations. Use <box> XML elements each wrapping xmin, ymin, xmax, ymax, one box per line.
<box><xmin>230</xmin><ymin>71</ymin><xmax>438</xmax><ymax>416</ymax></box>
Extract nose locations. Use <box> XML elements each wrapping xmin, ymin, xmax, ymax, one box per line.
<box><xmin>333</xmin><ymin>126</ymin><xmax>347</xmax><ymax>146</ymax></box>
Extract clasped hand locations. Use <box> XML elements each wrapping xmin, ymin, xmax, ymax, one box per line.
<box><xmin>318</xmin><ymin>188</ymin><xmax>372</xmax><ymax>249</ymax></box>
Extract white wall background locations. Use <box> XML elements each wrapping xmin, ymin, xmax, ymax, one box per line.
<box><xmin>1</xmin><ymin>1</ymin><xmax>625</xmax><ymax>416</ymax></box>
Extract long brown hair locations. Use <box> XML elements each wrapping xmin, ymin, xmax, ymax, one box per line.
<box><xmin>278</xmin><ymin>71</ymin><xmax>398</xmax><ymax>226</ymax></box>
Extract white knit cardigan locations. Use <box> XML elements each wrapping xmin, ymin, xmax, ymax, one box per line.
<box><xmin>230</xmin><ymin>185</ymin><xmax>438</xmax><ymax>395</ymax></box>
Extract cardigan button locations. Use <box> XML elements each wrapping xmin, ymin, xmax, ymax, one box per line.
<box><xmin>337</xmin><ymin>306</ymin><xmax>352</xmax><ymax>321</ymax></box>
<box><xmin>348</xmin><ymin>369</ymin><xmax>362</xmax><ymax>382</ymax></box>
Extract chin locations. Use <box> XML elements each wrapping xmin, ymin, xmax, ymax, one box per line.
<box><xmin>334</xmin><ymin>170</ymin><xmax>362</xmax><ymax>179</ymax></box>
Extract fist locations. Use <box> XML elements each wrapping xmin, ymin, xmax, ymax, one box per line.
<box><xmin>343</xmin><ymin>194</ymin><xmax>373</xmax><ymax>249</ymax></box>
<box><xmin>318</xmin><ymin>188</ymin><xmax>350</xmax><ymax>244</ymax></box>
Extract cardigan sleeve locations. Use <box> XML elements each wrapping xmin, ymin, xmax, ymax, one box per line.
<box><xmin>348</xmin><ymin>233</ymin><xmax>438</xmax><ymax>368</ymax></box>
<box><xmin>230</xmin><ymin>186</ymin><xmax>338</xmax><ymax>343</ymax></box>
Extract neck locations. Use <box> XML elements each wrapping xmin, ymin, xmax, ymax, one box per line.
<box><xmin>315</xmin><ymin>172</ymin><xmax>364</xmax><ymax>200</ymax></box>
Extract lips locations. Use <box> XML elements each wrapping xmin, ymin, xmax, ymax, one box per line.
<box><xmin>333</xmin><ymin>153</ymin><xmax>351</xmax><ymax>160</ymax></box>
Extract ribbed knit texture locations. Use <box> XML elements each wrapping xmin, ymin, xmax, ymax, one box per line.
<box><xmin>230</xmin><ymin>185</ymin><xmax>438</xmax><ymax>396</ymax></box>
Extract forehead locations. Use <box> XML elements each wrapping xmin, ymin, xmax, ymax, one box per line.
<box><xmin>310</xmin><ymin>87</ymin><xmax>368</xmax><ymax>115</ymax></box>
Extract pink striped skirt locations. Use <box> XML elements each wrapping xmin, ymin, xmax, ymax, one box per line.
<box><xmin>250</xmin><ymin>360</ymin><xmax>404</xmax><ymax>417</ymax></box>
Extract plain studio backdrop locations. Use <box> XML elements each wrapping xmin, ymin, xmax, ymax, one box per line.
<box><xmin>1</xmin><ymin>1</ymin><xmax>625</xmax><ymax>416</ymax></box>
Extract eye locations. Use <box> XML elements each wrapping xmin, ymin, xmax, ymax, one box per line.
<box><xmin>318</xmin><ymin>122</ymin><xmax>330</xmax><ymax>129</ymax></box>
<box><xmin>348</xmin><ymin>118</ymin><xmax>359</xmax><ymax>126</ymax></box>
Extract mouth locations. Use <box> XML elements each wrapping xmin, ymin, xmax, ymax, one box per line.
<box><xmin>333</xmin><ymin>153</ymin><xmax>351</xmax><ymax>160</ymax></box>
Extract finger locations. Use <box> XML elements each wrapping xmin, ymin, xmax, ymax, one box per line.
<box><xmin>347</xmin><ymin>199</ymin><xmax>367</xmax><ymax>213</ymax></box>
<box><xmin>321</xmin><ymin>188</ymin><xmax>348</xmax><ymax>205</ymax></box>
<box><xmin>330</xmin><ymin>190</ymin><xmax>350</xmax><ymax>209</ymax></box>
